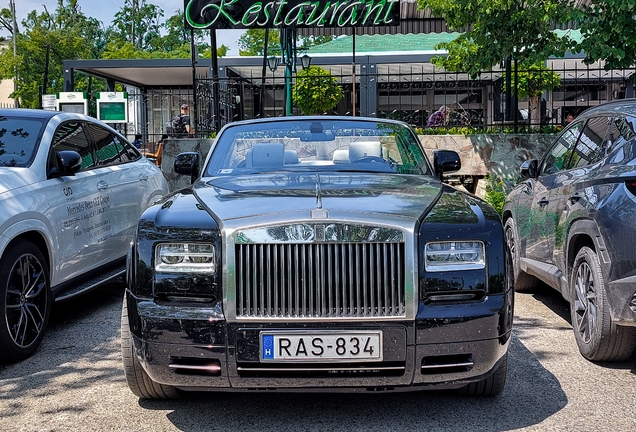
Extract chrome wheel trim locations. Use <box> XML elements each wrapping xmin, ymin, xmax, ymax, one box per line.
<box><xmin>573</xmin><ymin>260</ymin><xmax>597</xmax><ymax>344</ymax></box>
<box><xmin>4</xmin><ymin>253</ymin><xmax>48</xmax><ymax>348</ymax></box>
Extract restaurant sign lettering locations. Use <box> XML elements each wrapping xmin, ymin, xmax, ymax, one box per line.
<box><xmin>184</xmin><ymin>0</ymin><xmax>400</xmax><ymax>30</ymax></box>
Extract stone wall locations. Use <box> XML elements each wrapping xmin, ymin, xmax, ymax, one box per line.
<box><xmin>161</xmin><ymin>138</ymin><xmax>213</xmax><ymax>191</ymax></box>
<box><xmin>419</xmin><ymin>134</ymin><xmax>555</xmax><ymax>181</ymax></box>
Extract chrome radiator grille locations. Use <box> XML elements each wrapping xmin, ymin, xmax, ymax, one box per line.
<box><xmin>235</xmin><ymin>242</ymin><xmax>406</xmax><ymax>319</ymax></box>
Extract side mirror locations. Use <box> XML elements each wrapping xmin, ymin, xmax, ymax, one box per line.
<box><xmin>174</xmin><ymin>152</ymin><xmax>200</xmax><ymax>184</ymax></box>
<box><xmin>520</xmin><ymin>159</ymin><xmax>538</xmax><ymax>179</ymax></box>
<box><xmin>433</xmin><ymin>150</ymin><xmax>461</xmax><ymax>180</ymax></box>
<box><xmin>48</xmin><ymin>150</ymin><xmax>82</xmax><ymax>179</ymax></box>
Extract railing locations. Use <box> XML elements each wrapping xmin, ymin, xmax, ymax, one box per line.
<box><xmin>195</xmin><ymin>62</ymin><xmax>636</xmax><ymax>133</ymax></box>
<box><xmin>110</xmin><ymin>62</ymin><xmax>636</xmax><ymax>141</ymax></box>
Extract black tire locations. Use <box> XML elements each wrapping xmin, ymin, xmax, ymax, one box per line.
<box><xmin>570</xmin><ymin>247</ymin><xmax>636</xmax><ymax>362</ymax></box>
<box><xmin>457</xmin><ymin>352</ymin><xmax>508</xmax><ymax>397</ymax></box>
<box><xmin>504</xmin><ymin>218</ymin><xmax>538</xmax><ymax>292</ymax></box>
<box><xmin>0</xmin><ymin>241</ymin><xmax>51</xmax><ymax>363</ymax></box>
<box><xmin>121</xmin><ymin>294</ymin><xmax>179</xmax><ymax>399</ymax></box>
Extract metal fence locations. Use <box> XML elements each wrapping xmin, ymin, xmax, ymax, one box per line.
<box><xmin>113</xmin><ymin>61</ymin><xmax>636</xmax><ymax>141</ymax></box>
<box><xmin>194</xmin><ymin>61</ymin><xmax>636</xmax><ymax>133</ymax></box>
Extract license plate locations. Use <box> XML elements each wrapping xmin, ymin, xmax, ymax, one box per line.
<box><xmin>260</xmin><ymin>331</ymin><xmax>382</xmax><ymax>362</ymax></box>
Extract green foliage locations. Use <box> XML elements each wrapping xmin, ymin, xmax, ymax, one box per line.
<box><xmin>418</xmin><ymin>0</ymin><xmax>578</xmax><ymax>76</ymax></box>
<box><xmin>109</xmin><ymin>0</ymin><xmax>163</xmax><ymax>51</ymax></box>
<box><xmin>238</xmin><ymin>29</ymin><xmax>335</xmax><ymax>57</ymax></box>
<box><xmin>239</xmin><ymin>29</ymin><xmax>281</xmax><ymax>56</ymax></box>
<box><xmin>575</xmin><ymin>1</ymin><xmax>636</xmax><ymax>69</ymax></box>
<box><xmin>0</xmin><ymin>0</ymin><xmax>108</xmax><ymax>107</ymax></box>
<box><xmin>415</xmin><ymin>125</ymin><xmax>563</xmax><ymax>135</ymax></box>
<box><xmin>503</xmin><ymin>63</ymin><xmax>561</xmax><ymax>98</ymax></box>
<box><xmin>292</xmin><ymin>66</ymin><xmax>343</xmax><ymax>115</ymax></box>
<box><xmin>482</xmin><ymin>175</ymin><xmax>508</xmax><ymax>215</ymax></box>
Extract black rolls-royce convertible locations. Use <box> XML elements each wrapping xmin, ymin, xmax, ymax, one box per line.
<box><xmin>122</xmin><ymin>116</ymin><xmax>513</xmax><ymax>398</ymax></box>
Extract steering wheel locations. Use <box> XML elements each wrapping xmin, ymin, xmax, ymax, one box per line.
<box><xmin>351</xmin><ymin>156</ymin><xmax>386</xmax><ymax>163</ymax></box>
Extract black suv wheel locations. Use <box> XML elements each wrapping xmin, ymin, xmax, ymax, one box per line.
<box><xmin>570</xmin><ymin>247</ymin><xmax>636</xmax><ymax>361</ymax></box>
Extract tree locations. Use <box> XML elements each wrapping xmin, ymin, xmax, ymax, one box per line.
<box><xmin>109</xmin><ymin>0</ymin><xmax>163</xmax><ymax>51</ymax></box>
<box><xmin>575</xmin><ymin>1</ymin><xmax>636</xmax><ymax>69</ymax></box>
<box><xmin>103</xmin><ymin>9</ymin><xmax>228</xmax><ymax>59</ymax></box>
<box><xmin>0</xmin><ymin>8</ymin><xmax>16</xmax><ymax>35</ymax></box>
<box><xmin>0</xmin><ymin>0</ymin><xmax>107</xmax><ymax>107</ymax></box>
<box><xmin>505</xmin><ymin>63</ymin><xmax>561</xmax><ymax>125</ymax></box>
<box><xmin>292</xmin><ymin>66</ymin><xmax>343</xmax><ymax>115</ymax></box>
<box><xmin>238</xmin><ymin>29</ymin><xmax>281</xmax><ymax>56</ymax></box>
<box><xmin>417</xmin><ymin>0</ymin><xmax>577</xmax><ymax>76</ymax></box>
<box><xmin>238</xmin><ymin>29</ymin><xmax>335</xmax><ymax>56</ymax></box>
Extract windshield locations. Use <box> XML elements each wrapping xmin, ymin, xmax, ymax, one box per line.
<box><xmin>204</xmin><ymin>119</ymin><xmax>432</xmax><ymax>177</ymax></box>
<box><xmin>0</xmin><ymin>115</ymin><xmax>46</xmax><ymax>168</ymax></box>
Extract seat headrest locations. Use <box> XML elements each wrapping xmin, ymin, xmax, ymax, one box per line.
<box><xmin>246</xmin><ymin>143</ymin><xmax>286</xmax><ymax>167</ymax></box>
<box><xmin>349</xmin><ymin>141</ymin><xmax>382</xmax><ymax>161</ymax></box>
<box><xmin>332</xmin><ymin>149</ymin><xmax>350</xmax><ymax>164</ymax></box>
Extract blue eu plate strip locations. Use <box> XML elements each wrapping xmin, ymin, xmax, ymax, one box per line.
<box><xmin>262</xmin><ymin>334</ymin><xmax>274</xmax><ymax>359</ymax></box>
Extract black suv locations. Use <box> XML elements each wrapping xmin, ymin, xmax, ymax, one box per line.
<box><xmin>504</xmin><ymin>99</ymin><xmax>636</xmax><ymax>362</ymax></box>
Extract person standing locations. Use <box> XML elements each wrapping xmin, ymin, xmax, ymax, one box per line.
<box><xmin>179</xmin><ymin>104</ymin><xmax>195</xmax><ymax>136</ymax></box>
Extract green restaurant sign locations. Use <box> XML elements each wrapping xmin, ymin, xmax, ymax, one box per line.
<box><xmin>184</xmin><ymin>0</ymin><xmax>400</xmax><ymax>30</ymax></box>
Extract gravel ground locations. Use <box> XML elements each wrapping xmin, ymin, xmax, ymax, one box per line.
<box><xmin>0</xmin><ymin>282</ymin><xmax>634</xmax><ymax>432</ymax></box>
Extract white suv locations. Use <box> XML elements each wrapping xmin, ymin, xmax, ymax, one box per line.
<box><xmin>0</xmin><ymin>109</ymin><xmax>169</xmax><ymax>362</ymax></box>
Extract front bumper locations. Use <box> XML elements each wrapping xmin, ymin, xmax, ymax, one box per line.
<box><xmin>127</xmin><ymin>291</ymin><xmax>511</xmax><ymax>392</ymax></box>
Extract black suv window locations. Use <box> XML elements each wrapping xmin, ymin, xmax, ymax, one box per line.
<box><xmin>52</xmin><ymin>121</ymin><xmax>96</xmax><ymax>170</ymax></box>
<box><xmin>541</xmin><ymin>121</ymin><xmax>583</xmax><ymax>175</ymax></box>
<box><xmin>86</xmin><ymin>124</ymin><xmax>139</xmax><ymax>166</ymax></box>
<box><xmin>570</xmin><ymin>116</ymin><xmax>611</xmax><ymax>169</ymax></box>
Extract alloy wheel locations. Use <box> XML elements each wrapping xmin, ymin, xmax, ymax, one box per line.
<box><xmin>4</xmin><ymin>253</ymin><xmax>49</xmax><ymax>349</ymax></box>
<box><xmin>573</xmin><ymin>260</ymin><xmax>597</xmax><ymax>344</ymax></box>
<box><xmin>505</xmin><ymin>224</ymin><xmax>516</xmax><ymax>262</ymax></box>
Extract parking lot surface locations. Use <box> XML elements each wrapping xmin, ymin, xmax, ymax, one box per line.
<box><xmin>1</xmin><ymin>282</ymin><xmax>634</xmax><ymax>432</ymax></box>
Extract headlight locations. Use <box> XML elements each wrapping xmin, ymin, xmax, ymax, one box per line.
<box><xmin>425</xmin><ymin>241</ymin><xmax>485</xmax><ymax>271</ymax></box>
<box><xmin>155</xmin><ymin>243</ymin><xmax>216</xmax><ymax>273</ymax></box>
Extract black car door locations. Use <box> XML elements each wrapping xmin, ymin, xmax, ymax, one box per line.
<box><xmin>521</xmin><ymin>121</ymin><xmax>585</xmax><ymax>270</ymax></box>
<box><xmin>547</xmin><ymin>116</ymin><xmax>611</xmax><ymax>273</ymax></box>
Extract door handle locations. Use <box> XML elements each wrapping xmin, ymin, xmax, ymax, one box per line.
<box><xmin>538</xmin><ymin>197</ymin><xmax>549</xmax><ymax>207</ymax></box>
<box><xmin>97</xmin><ymin>180</ymin><xmax>109</xmax><ymax>191</ymax></box>
<box><xmin>139</xmin><ymin>174</ymin><xmax>149</xmax><ymax>181</ymax></box>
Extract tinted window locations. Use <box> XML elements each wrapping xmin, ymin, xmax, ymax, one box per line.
<box><xmin>52</xmin><ymin>121</ymin><xmax>95</xmax><ymax>170</ymax></box>
<box><xmin>0</xmin><ymin>115</ymin><xmax>46</xmax><ymax>167</ymax></box>
<box><xmin>541</xmin><ymin>121</ymin><xmax>582</xmax><ymax>175</ymax></box>
<box><xmin>569</xmin><ymin>116</ymin><xmax>611</xmax><ymax>168</ymax></box>
<box><xmin>86</xmin><ymin>124</ymin><xmax>138</xmax><ymax>166</ymax></box>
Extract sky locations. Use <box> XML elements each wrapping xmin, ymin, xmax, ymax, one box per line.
<box><xmin>3</xmin><ymin>0</ymin><xmax>244</xmax><ymax>55</ymax></box>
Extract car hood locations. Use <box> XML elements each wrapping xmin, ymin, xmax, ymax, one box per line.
<box><xmin>192</xmin><ymin>173</ymin><xmax>442</xmax><ymax>222</ymax></box>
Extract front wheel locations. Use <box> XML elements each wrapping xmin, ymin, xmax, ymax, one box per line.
<box><xmin>121</xmin><ymin>294</ymin><xmax>179</xmax><ymax>399</ymax></box>
<box><xmin>570</xmin><ymin>247</ymin><xmax>636</xmax><ymax>362</ymax></box>
<box><xmin>0</xmin><ymin>241</ymin><xmax>52</xmax><ymax>363</ymax></box>
<box><xmin>504</xmin><ymin>218</ymin><xmax>537</xmax><ymax>292</ymax></box>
